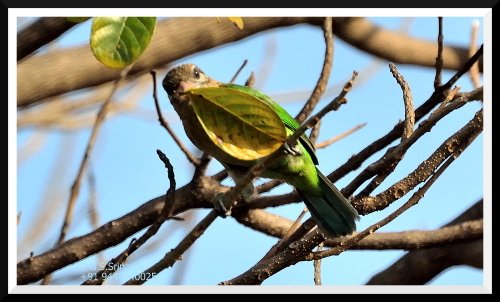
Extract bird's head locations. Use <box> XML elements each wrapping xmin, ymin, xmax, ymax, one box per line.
<box><xmin>162</xmin><ymin>64</ymin><xmax>219</xmax><ymax>96</ymax></box>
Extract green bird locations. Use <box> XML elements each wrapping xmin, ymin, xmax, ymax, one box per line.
<box><xmin>162</xmin><ymin>64</ymin><xmax>359</xmax><ymax>236</ymax></box>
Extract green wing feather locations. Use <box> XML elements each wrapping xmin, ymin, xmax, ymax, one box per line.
<box><xmin>224</xmin><ymin>84</ymin><xmax>318</xmax><ymax>164</ymax></box>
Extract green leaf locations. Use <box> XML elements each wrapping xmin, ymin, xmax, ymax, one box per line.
<box><xmin>188</xmin><ymin>87</ymin><xmax>287</xmax><ymax>161</ymax></box>
<box><xmin>66</xmin><ymin>17</ymin><xmax>90</xmax><ymax>23</ymax></box>
<box><xmin>90</xmin><ymin>17</ymin><xmax>156</xmax><ymax>68</ymax></box>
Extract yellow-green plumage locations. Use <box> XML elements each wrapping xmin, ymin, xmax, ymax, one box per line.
<box><xmin>163</xmin><ymin>64</ymin><xmax>359</xmax><ymax>236</ymax></box>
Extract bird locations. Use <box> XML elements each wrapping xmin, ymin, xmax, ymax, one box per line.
<box><xmin>162</xmin><ymin>63</ymin><xmax>359</xmax><ymax>237</ymax></box>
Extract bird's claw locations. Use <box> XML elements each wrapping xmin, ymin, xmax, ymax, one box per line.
<box><xmin>284</xmin><ymin>141</ymin><xmax>302</xmax><ymax>156</ymax></box>
<box><xmin>214</xmin><ymin>193</ymin><xmax>232</xmax><ymax>218</ymax></box>
<box><xmin>240</xmin><ymin>183</ymin><xmax>257</xmax><ymax>203</ymax></box>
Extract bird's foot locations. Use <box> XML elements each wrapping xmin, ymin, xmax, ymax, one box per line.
<box><xmin>240</xmin><ymin>183</ymin><xmax>257</xmax><ymax>203</ymax></box>
<box><xmin>283</xmin><ymin>141</ymin><xmax>302</xmax><ymax>156</ymax></box>
<box><xmin>213</xmin><ymin>193</ymin><xmax>232</xmax><ymax>218</ymax></box>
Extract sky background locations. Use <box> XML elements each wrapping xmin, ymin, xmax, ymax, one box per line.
<box><xmin>14</xmin><ymin>13</ymin><xmax>486</xmax><ymax>287</ymax></box>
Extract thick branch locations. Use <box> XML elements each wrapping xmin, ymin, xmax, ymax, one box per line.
<box><xmin>369</xmin><ymin>239</ymin><xmax>483</xmax><ymax>285</ymax></box>
<box><xmin>18</xmin><ymin>17</ymin><xmax>480</xmax><ymax>108</ymax></box>
<box><xmin>17</xmin><ymin>176</ymin><xmax>221</xmax><ymax>284</ymax></box>
<box><xmin>18</xmin><ymin>17</ymin><xmax>321</xmax><ymax>107</ymax></box>
<box><xmin>367</xmin><ymin>199</ymin><xmax>483</xmax><ymax>285</ymax></box>
<box><xmin>17</xmin><ymin>17</ymin><xmax>78</xmax><ymax>61</ymax></box>
<box><xmin>331</xmin><ymin>17</ymin><xmax>482</xmax><ymax>73</ymax></box>
<box><xmin>234</xmin><ymin>209</ymin><xmax>483</xmax><ymax>250</ymax></box>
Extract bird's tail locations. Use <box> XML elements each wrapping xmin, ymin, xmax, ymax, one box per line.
<box><xmin>297</xmin><ymin>169</ymin><xmax>359</xmax><ymax>237</ymax></box>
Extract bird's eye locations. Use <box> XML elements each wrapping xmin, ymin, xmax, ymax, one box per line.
<box><xmin>193</xmin><ymin>68</ymin><xmax>201</xmax><ymax>79</ymax></box>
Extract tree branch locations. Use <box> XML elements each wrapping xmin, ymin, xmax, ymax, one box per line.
<box><xmin>327</xmin><ymin>44</ymin><xmax>482</xmax><ymax>187</ymax></box>
<box><xmin>349</xmin><ymin>86</ymin><xmax>479</xmax><ymax>198</ymax></box>
<box><xmin>54</xmin><ymin>67</ymin><xmax>131</xmax><ymax>247</ymax></box>
<box><xmin>331</xmin><ymin>17</ymin><xmax>482</xmax><ymax>74</ymax></box>
<box><xmin>233</xmin><ymin>208</ymin><xmax>483</xmax><ymax>251</ymax></box>
<box><xmin>18</xmin><ymin>17</ymin><xmax>481</xmax><ymax>108</ymax></box>
<box><xmin>389</xmin><ymin>63</ymin><xmax>414</xmax><ymax>140</ymax></box>
<box><xmin>17</xmin><ymin>176</ymin><xmax>221</xmax><ymax>284</ymax></box>
<box><xmin>353</xmin><ymin>109</ymin><xmax>483</xmax><ymax>214</ymax></box>
<box><xmin>151</xmin><ymin>70</ymin><xmax>200</xmax><ymax>166</ymax></box>
<box><xmin>82</xmin><ymin>150</ymin><xmax>177</xmax><ymax>285</ymax></box>
<box><xmin>248</xmin><ymin>86</ymin><xmax>482</xmax><ymax>211</ymax></box>
<box><xmin>295</xmin><ymin>17</ymin><xmax>334</xmax><ymax>123</ymax></box>
<box><xmin>367</xmin><ymin>199</ymin><xmax>483</xmax><ymax>285</ymax></box>
<box><xmin>468</xmin><ymin>20</ymin><xmax>481</xmax><ymax>89</ymax></box>
<box><xmin>17</xmin><ymin>17</ymin><xmax>78</xmax><ymax>61</ymax></box>
<box><xmin>434</xmin><ymin>17</ymin><xmax>444</xmax><ymax>89</ymax></box>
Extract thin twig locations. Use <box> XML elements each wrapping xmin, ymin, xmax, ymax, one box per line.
<box><xmin>315</xmin><ymin>123</ymin><xmax>366</xmax><ymax>149</ymax></box>
<box><xmin>229</xmin><ymin>59</ymin><xmax>248</xmax><ymax>84</ymax></box>
<box><xmin>328</xmin><ymin>45</ymin><xmax>483</xmax><ymax>187</ymax></box>
<box><xmin>295</xmin><ymin>17</ymin><xmax>334</xmax><ymax>123</ymax></box>
<box><xmin>350</xmin><ymin>63</ymin><xmax>414</xmax><ymax>198</ymax></box>
<box><xmin>83</xmin><ymin>150</ymin><xmax>176</xmax><ymax>285</ymax></box>
<box><xmin>245</xmin><ymin>72</ymin><xmax>256</xmax><ymax>87</ymax></box>
<box><xmin>308</xmin><ymin>120</ymin><xmax>321</xmax><ymax>144</ymax></box>
<box><xmin>313</xmin><ymin>242</ymin><xmax>323</xmax><ymax>285</ymax></box>
<box><xmin>469</xmin><ymin>20</ymin><xmax>481</xmax><ymax>89</ymax></box>
<box><xmin>18</xmin><ymin>135</ymin><xmax>76</xmax><ymax>257</ymax></box>
<box><xmin>259</xmin><ymin>208</ymin><xmax>310</xmax><ymax>262</ymax></box>
<box><xmin>344</xmin><ymin>87</ymin><xmax>482</xmax><ymax>199</ymax></box>
<box><xmin>353</xmin><ymin>109</ymin><xmax>483</xmax><ymax>214</ymax></box>
<box><xmin>56</xmin><ymin>70</ymin><xmax>128</xmax><ymax>242</ymax></box>
<box><xmin>315</xmin><ymin>154</ymin><xmax>460</xmax><ymax>259</ymax></box>
<box><xmin>438</xmin><ymin>85</ymin><xmax>461</xmax><ymax>109</ymax></box>
<box><xmin>434</xmin><ymin>17</ymin><xmax>444</xmax><ymax>89</ymax></box>
<box><xmin>43</xmin><ymin>66</ymin><xmax>132</xmax><ymax>285</ymax></box>
<box><xmin>192</xmin><ymin>153</ymin><xmax>212</xmax><ymax>180</ymax></box>
<box><xmin>389</xmin><ymin>63</ymin><xmax>414</xmax><ymax>140</ymax></box>
<box><xmin>86</xmin><ymin>166</ymin><xmax>103</xmax><ymax>265</ymax></box>
<box><xmin>151</xmin><ymin>70</ymin><xmax>201</xmax><ymax>166</ymax></box>
<box><xmin>255</xmin><ymin>179</ymin><xmax>284</xmax><ymax>194</ymax></box>
<box><xmin>86</xmin><ymin>167</ymin><xmax>99</xmax><ymax>232</ymax></box>
<box><xmin>124</xmin><ymin>209</ymin><xmax>219</xmax><ymax>285</ymax></box>
<box><xmin>289</xmin><ymin>71</ymin><xmax>358</xmax><ymax>147</ymax></box>
<box><xmin>442</xmin><ymin>44</ymin><xmax>482</xmax><ymax>92</ymax></box>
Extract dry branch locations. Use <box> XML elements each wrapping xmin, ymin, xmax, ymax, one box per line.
<box><xmin>18</xmin><ymin>17</ymin><xmax>78</xmax><ymax>61</ymax></box>
<box><xmin>295</xmin><ymin>17</ymin><xmax>334</xmax><ymax>123</ymax></box>
<box><xmin>367</xmin><ymin>200</ymin><xmax>483</xmax><ymax>284</ymax></box>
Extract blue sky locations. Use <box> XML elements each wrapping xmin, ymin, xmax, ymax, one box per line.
<box><xmin>14</xmin><ymin>13</ymin><xmax>487</xmax><ymax>289</ymax></box>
